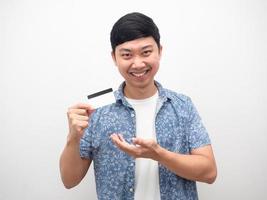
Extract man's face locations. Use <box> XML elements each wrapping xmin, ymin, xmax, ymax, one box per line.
<box><xmin>112</xmin><ymin>36</ymin><xmax>162</xmax><ymax>92</ymax></box>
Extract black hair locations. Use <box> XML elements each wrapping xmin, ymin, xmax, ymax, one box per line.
<box><xmin>110</xmin><ymin>12</ymin><xmax>160</xmax><ymax>52</ymax></box>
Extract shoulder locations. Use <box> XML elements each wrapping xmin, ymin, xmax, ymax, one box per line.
<box><xmin>163</xmin><ymin>88</ymin><xmax>193</xmax><ymax>107</ymax></box>
<box><xmin>160</xmin><ymin>87</ymin><xmax>198</xmax><ymax>120</ymax></box>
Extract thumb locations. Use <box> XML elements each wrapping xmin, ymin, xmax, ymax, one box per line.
<box><xmin>85</xmin><ymin>105</ymin><xmax>95</xmax><ymax>116</ymax></box>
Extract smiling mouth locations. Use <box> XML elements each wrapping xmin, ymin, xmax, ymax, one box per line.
<box><xmin>129</xmin><ymin>69</ymin><xmax>150</xmax><ymax>78</ymax></box>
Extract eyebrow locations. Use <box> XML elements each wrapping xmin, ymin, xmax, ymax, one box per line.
<box><xmin>118</xmin><ymin>45</ymin><xmax>153</xmax><ymax>52</ymax></box>
<box><xmin>141</xmin><ymin>45</ymin><xmax>153</xmax><ymax>50</ymax></box>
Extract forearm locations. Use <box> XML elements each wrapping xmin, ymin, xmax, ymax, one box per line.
<box><xmin>60</xmin><ymin>138</ymin><xmax>91</xmax><ymax>188</ymax></box>
<box><xmin>156</xmin><ymin>146</ymin><xmax>217</xmax><ymax>184</ymax></box>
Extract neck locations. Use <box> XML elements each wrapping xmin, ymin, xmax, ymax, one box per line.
<box><xmin>124</xmin><ymin>81</ymin><xmax>158</xmax><ymax>99</ymax></box>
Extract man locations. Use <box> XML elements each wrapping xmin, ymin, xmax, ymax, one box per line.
<box><xmin>60</xmin><ymin>12</ymin><xmax>217</xmax><ymax>200</ymax></box>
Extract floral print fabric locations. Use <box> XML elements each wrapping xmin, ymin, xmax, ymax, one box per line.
<box><xmin>80</xmin><ymin>81</ymin><xmax>210</xmax><ymax>200</ymax></box>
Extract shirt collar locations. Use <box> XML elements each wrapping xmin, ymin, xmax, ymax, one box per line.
<box><xmin>114</xmin><ymin>81</ymin><xmax>170</xmax><ymax>107</ymax></box>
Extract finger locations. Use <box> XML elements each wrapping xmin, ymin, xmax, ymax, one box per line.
<box><xmin>68</xmin><ymin>108</ymin><xmax>88</xmax><ymax>116</ymax></box>
<box><xmin>118</xmin><ymin>134</ymin><xmax>126</xmax><ymax>142</ymax></box>
<box><xmin>111</xmin><ymin>134</ymin><xmax>134</xmax><ymax>151</ymax></box>
<box><xmin>71</xmin><ymin>119</ymin><xmax>89</xmax><ymax>128</ymax></box>
<box><xmin>132</xmin><ymin>137</ymin><xmax>147</xmax><ymax>147</ymax></box>
<box><xmin>118</xmin><ymin>143</ymin><xmax>137</xmax><ymax>155</ymax></box>
<box><xmin>69</xmin><ymin>103</ymin><xmax>95</xmax><ymax>114</ymax></box>
<box><xmin>110</xmin><ymin>134</ymin><xmax>123</xmax><ymax>145</ymax></box>
<box><xmin>69</xmin><ymin>113</ymin><xmax>89</xmax><ymax>121</ymax></box>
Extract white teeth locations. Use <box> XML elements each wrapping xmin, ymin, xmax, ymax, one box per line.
<box><xmin>131</xmin><ymin>70</ymin><xmax>148</xmax><ymax>77</ymax></box>
<box><xmin>132</xmin><ymin>72</ymin><xmax>146</xmax><ymax>77</ymax></box>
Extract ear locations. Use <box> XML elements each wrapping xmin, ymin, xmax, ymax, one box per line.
<box><xmin>111</xmin><ymin>51</ymin><xmax>117</xmax><ymax>66</ymax></box>
<box><xmin>158</xmin><ymin>45</ymin><xmax>163</xmax><ymax>59</ymax></box>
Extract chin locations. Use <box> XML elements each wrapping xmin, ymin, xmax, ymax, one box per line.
<box><xmin>130</xmin><ymin>79</ymin><xmax>153</xmax><ymax>89</ymax></box>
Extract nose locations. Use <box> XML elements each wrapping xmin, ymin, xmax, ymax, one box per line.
<box><xmin>132</xmin><ymin>56</ymin><xmax>146</xmax><ymax>68</ymax></box>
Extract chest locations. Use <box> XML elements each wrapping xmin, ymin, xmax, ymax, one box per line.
<box><xmin>94</xmin><ymin>105</ymin><xmax>189</xmax><ymax>157</ymax></box>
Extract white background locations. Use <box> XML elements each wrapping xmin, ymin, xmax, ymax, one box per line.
<box><xmin>1</xmin><ymin>0</ymin><xmax>267</xmax><ymax>199</ymax></box>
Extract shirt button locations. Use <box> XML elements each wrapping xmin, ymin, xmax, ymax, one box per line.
<box><xmin>131</xmin><ymin>113</ymin><xmax>135</xmax><ymax>117</ymax></box>
<box><xmin>129</xmin><ymin>188</ymin><xmax>134</xmax><ymax>192</ymax></box>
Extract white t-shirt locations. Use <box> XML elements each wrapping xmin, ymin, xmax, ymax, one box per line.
<box><xmin>125</xmin><ymin>91</ymin><xmax>161</xmax><ymax>200</ymax></box>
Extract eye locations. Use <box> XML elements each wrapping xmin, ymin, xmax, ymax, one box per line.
<box><xmin>142</xmin><ymin>50</ymin><xmax>152</xmax><ymax>56</ymax></box>
<box><xmin>121</xmin><ymin>53</ymin><xmax>132</xmax><ymax>59</ymax></box>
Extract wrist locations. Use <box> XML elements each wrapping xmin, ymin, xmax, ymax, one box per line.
<box><xmin>66</xmin><ymin>133</ymin><xmax>81</xmax><ymax>146</ymax></box>
<box><xmin>153</xmin><ymin>144</ymin><xmax>166</xmax><ymax>162</ymax></box>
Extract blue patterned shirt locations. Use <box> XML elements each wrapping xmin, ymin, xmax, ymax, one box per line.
<box><xmin>80</xmin><ymin>81</ymin><xmax>211</xmax><ymax>200</ymax></box>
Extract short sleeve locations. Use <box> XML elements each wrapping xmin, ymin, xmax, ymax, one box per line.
<box><xmin>80</xmin><ymin>126</ymin><xmax>94</xmax><ymax>159</ymax></box>
<box><xmin>186</xmin><ymin>98</ymin><xmax>211</xmax><ymax>151</ymax></box>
